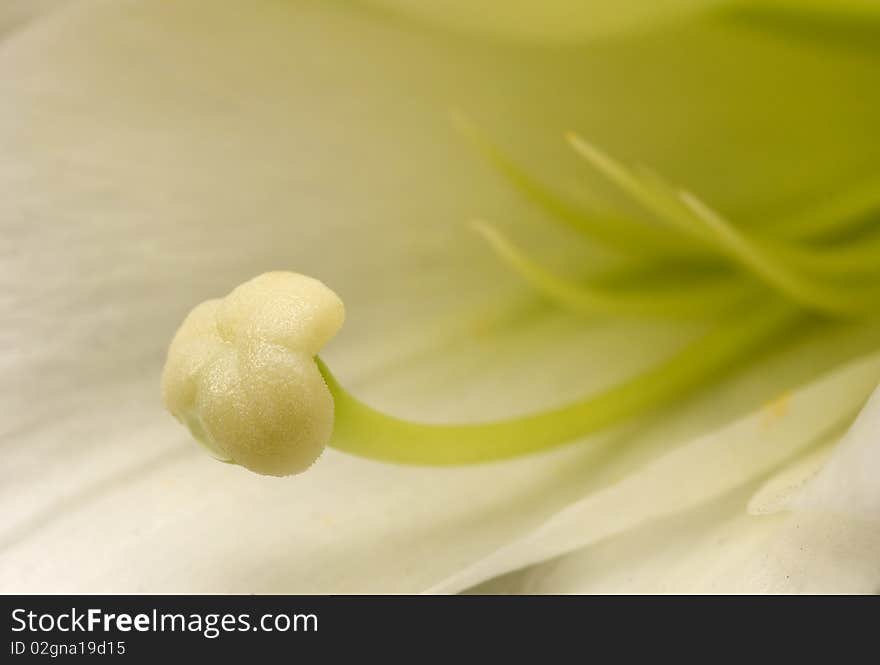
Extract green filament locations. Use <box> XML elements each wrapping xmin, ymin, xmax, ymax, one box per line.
<box><xmin>566</xmin><ymin>130</ymin><xmax>880</xmax><ymax>316</ymax></box>
<box><xmin>566</xmin><ymin>134</ymin><xmax>707</xmax><ymax>244</ymax></box>
<box><xmin>771</xmin><ymin>232</ymin><xmax>880</xmax><ymax>278</ymax></box>
<box><xmin>762</xmin><ymin>175</ymin><xmax>880</xmax><ymax>241</ymax></box>
<box><xmin>453</xmin><ymin>113</ymin><xmax>692</xmax><ymax>256</ymax></box>
<box><xmin>473</xmin><ymin>220</ymin><xmax>755</xmax><ymax>319</ymax></box>
<box><xmin>680</xmin><ymin>191</ymin><xmax>880</xmax><ymax>316</ymax></box>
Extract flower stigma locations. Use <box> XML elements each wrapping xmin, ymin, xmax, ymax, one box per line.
<box><xmin>161</xmin><ymin>272</ymin><xmax>345</xmax><ymax>476</ymax></box>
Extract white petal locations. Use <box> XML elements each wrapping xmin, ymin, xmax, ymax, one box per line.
<box><xmin>746</xmin><ymin>442</ymin><xmax>832</xmax><ymax>516</ymax></box>
<box><xmin>434</xmin><ymin>351</ymin><xmax>880</xmax><ymax>592</ymax></box>
<box><xmin>733</xmin><ymin>381</ymin><xmax>880</xmax><ymax>593</ymax></box>
<box><xmin>473</xmin><ymin>372</ymin><xmax>880</xmax><ymax>594</ymax></box>
<box><xmin>3</xmin><ymin>0</ymin><xmax>880</xmax><ymax>593</ymax></box>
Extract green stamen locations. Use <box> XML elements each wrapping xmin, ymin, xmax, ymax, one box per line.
<box><xmin>473</xmin><ymin>219</ymin><xmax>755</xmax><ymax>319</ymax></box>
<box><xmin>454</xmin><ymin>114</ymin><xmax>691</xmax><ymax>256</ymax></box>
<box><xmin>770</xmin><ymin>231</ymin><xmax>880</xmax><ymax>278</ymax></box>
<box><xmin>680</xmin><ymin>191</ymin><xmax>880</xmax><ymax>316</ymax></box>
<box><xmin>762</xmin><ymin>175</ymin><xmax>880</xmax><ymax>241</ymax></box>
<box><xmin>567</xmin><ymin>133</ymin><xmax>707</xmax><ymax>244</ymax></box>
<box><xmin>565</xmin><ymin>129</ymin><xmax>880</xmax><ymax>316</ymax></box>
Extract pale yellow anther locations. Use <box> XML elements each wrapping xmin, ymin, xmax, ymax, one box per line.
<box><xmin>161</xmin><ymin>272</ymin><xmax>345</xmax><ymax>476</ymax></box>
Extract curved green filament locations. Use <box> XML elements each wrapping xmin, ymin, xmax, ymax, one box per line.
<box><xmin>680</xmin><ymin>191</ymin><xmax>880</xmax><ymax>316</ymax></box>
<box><xmin>453</xmin><ymin>114</ymin><xmax>690</xmax><ymax>256</ymax></box>
<box><xmin>469</xmin><ymin>126</ymin><xmax>880</xmax><ymax>292</ymax></box>
<box><xmin>770</xmin><ymin>231</ymin><xmax>880</xmax><ymax>278</ymax></box>
<box><xmin>473</xmin><ymin>219</ymin><xmax>755</xmax><ymax>319</ymax></box>
<box><xmin>319</xmin><ymin>304</ymin><xmax>802</xmax><ymax>465</ymax></box>
<box><xmin>567</xmin><ymin>132</ymin><xmax>880</xmax><ymax>282</ymax></box>
<box><xmin>762</xmin><ymin>174</ymin><xmax>880</xmax><ymax>241</ymax></box>
<box><xmin>616</xmin><ymin>159</ymin><xmax>880</xmax><ymax>283</ymax></box>
<box><xmin>564</xmin><ymin>131</ymin><xmax>880</xmax><ymax>316</ymax></box>
<box><xmin>566</xmin><ymin>133</ymin><xmax>707</xmax><ymax>244</ymax></box>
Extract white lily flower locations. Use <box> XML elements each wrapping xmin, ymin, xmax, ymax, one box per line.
<box><xmin>2</xmin><ymin>0</ymin><xmax>880</xmax><ymax>594</ymax></box>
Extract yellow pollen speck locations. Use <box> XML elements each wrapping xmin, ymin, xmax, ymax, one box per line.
<box><xmin>760</xmin><ymin>391</ymin><xmax>792</xmax><ymax>431</ymax></box>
